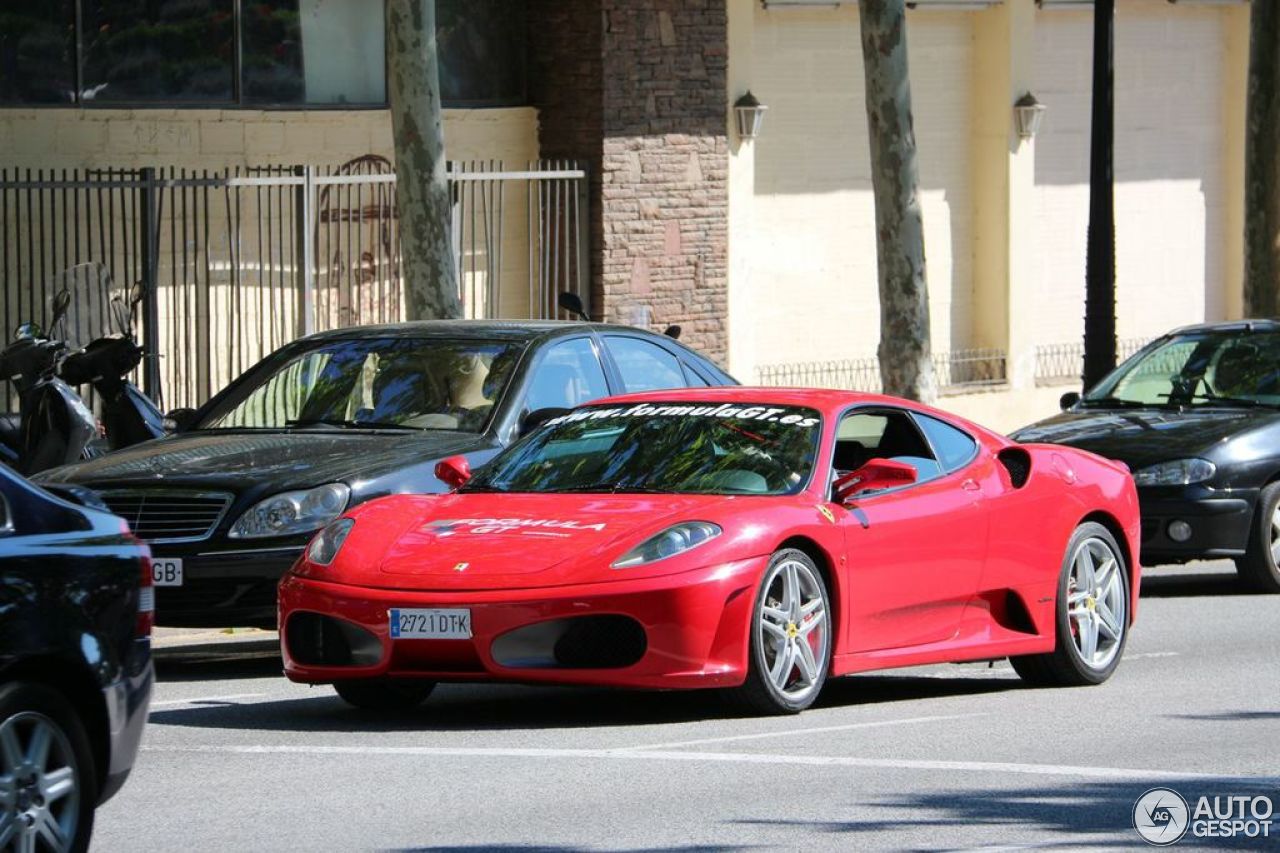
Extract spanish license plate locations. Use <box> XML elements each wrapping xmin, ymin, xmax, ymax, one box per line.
<box><xmin>151</xmin><ymin>557</ymin><xmax>183</xmax><ymax>587</ymax></box>
<box><xmin>389</xmin><ymin>608</ymin><xmax>472</xmax><ymax>640</ymax></box>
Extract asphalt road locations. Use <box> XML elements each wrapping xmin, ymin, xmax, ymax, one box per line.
<box><xmin>93</xmin><ymin>562</ymin><xmax>1280</xmax><ymax>852</ymax></box>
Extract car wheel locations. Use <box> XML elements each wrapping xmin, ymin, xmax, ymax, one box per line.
<box><xmin>1011</xmin><ymin>522</ymin><xmax>1130</xmax><ymax>687</ymax></box>
<box><xmin>727</xmin><ymin>548</ymin><xmax>832</xmax><ymax>715</ymax></box>
<box><xmin>0</xmin><ymin>682</ymin><xmax>97</xmax><ymax>853</ymax></box>
<box><xmin>333</xmin><ymin>680</ymin><xmax>436</xmax><ymax>711</ymax></box>
<box><xmin>1234</xmin><ymin>481</ymin><xmax>1280</xmax><ymax>593</ymax></box>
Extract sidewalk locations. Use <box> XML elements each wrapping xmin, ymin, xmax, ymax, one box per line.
<box><xmin>152</xmin><ymin>626</ymin><xmax>277</xmax><ymax>649</ymax></box>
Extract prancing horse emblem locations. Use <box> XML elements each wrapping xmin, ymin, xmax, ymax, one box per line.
<box><xmin>453</xmin><ymin>562</ymin><xmax>469</xmax><ymax>572</ymax></box>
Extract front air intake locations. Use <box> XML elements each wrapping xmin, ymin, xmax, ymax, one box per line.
<box><xmin>286</xmin><ymin>612</ymin><xmax>382</xmax><ymax>667</ymax></box>
<box><xmin>491</xmin><ymin>615</ymin><xmax>647</xmax><ymax>669</ymax></box>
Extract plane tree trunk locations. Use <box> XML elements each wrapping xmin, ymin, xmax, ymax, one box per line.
<box><xmin>386</xmin><ymin>0</ymin><xmax>461</xmax><ymax>320</ymax></box>
<box><xmin>858</xmin><ymin>0</ymin><xmax>936</xmax><ymax>403</ymax></box>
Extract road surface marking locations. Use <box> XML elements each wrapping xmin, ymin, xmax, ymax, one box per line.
<box><xmin>620</xmin><ymin>712</ymin><xmax>985</xmax><ymax>751</ymax></box>
<box><xmin>140</xmin><ymin>743</ymin><xmax>1279</xmax><ymax>785</ymax></box>
<box><xmin>149</xmin><ymin>692</ymin><xmax>267</xmax><ymax>708</ymax></box>
<box><xmin>1124</xmin><ymin>652</ymin><xmax>1180</xmax><ymax>660</ymax></box>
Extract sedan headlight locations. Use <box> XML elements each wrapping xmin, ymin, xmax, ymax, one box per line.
<box><xmin>305</xmin><ymin>518</ymin><xmax>355</xmax><ymax>566</ymax></box>
<box><xmin>228</xmin><ymin>483</ymin><xmax>351</xmax><ymax>539</ymax></box>
<box><xmin>1132</xmin><ymin>458</ymin><xmax>1216</xmax><ymax>487</ymax></box>
<box><xmin>612</xmin><ymin>521</ymin><xmax>721</xmax><ymax>569</ymax></box>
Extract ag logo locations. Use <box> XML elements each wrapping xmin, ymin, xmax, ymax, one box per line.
<box><xmin>1133</xmin><ymin>787</ymin><xmax>1190</xmax><ymax>846</ymax></box>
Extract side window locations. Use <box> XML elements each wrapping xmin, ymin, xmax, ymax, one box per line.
<box><xmin>604</xmin><ymin>335</ymin><xmax>687</xmax><ymax>392</ymax></box>
<box><xmin>680</xmin><ymin>362</ymin><xmax>711</xmax><ymax>387</ymax></box>
<box><xmin>833</xmin><ymin>409</ymin><xmax>942</xmax><ymax>483</ymax></box>
<box><xmin>524</xmin><ymin>338</ymin><xmax>610</xmax><ymax>412</ymax></box>
<box><xmin>914</xmin><ymin>413</ymin><xmax>978</xmax><ymax>473</ymax></box>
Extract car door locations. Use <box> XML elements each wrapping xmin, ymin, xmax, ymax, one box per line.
<box><xmin>516</xmin><ymin>336</ymin><xmax>612</xmax><ymax>419</ymax></box>
<box><xmin>832</xmin><ymin>407</ymin><xmax>989</xmax><ymax>652</ymax></box>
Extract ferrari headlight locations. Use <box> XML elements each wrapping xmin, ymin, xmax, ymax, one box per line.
<box><xmin>305</xmin><ymin>518</ymin><xmax>355</xmax><ymax>566</ymax></box>
<box><xmin>612</xmin><ymin>521</ymin><xmax>721</xmax><ymax>569</ymax></box>
<box><xmin>1132</xmin><ymin>458</ymin><xmax>1216</xmax><ymax>487</ymax></box>
<box><xmin>228</xmin><ymin>483</ymin><xmax>351</xmax><ymax>539</ymax></box>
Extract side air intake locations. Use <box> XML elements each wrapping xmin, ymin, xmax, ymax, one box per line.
<box><xmin>998</xmin><ymin>447</ymin><xmax>1031</xmax><ymax>488</ymax></box>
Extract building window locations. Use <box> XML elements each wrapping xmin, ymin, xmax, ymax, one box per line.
<box><xmin>0</xmin><ymin>0</ymin><xmax>525</xmax><ymax>108</ymax></box>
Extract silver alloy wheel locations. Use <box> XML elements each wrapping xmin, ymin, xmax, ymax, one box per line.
<box><xmin>1066</xmin><ymin>536</ymin><xmax>1126</xmax><ymax>671</ymax></box>
<box><xmin>757</xmin><ymin>557</ymin><xmax>829</xmax><ymax>703</ymax></box>
<box><xmin>1268</xmin><ymin>505</ymin><xmax>1280</xmax><ymax>566</ymax></box>
<box><xmin>0</xmin><ymin>711</ymin><xmax>81</xmax><ymax>853</ymax></box>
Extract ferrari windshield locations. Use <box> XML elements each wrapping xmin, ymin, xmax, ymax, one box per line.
<box><xmin>1084</xmin><ymin>329</ymin><xmax>1280</xmax><ymax>408</ymax></box>
<box><xmin>466</xmin><ymin>402</ymin><xmax>822</xmax><ymax>495</ymax></box>
<box><xmin>200</xmin><ymin>337</ymin><xmax>523</xmax><ymax>432</ymax></box>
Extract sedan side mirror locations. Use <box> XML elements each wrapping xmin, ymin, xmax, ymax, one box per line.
<box><xmin>163</xmin><ymin>407</ymin><xmax>198</xmax><ymax>433</ymax></box>
<box><xmin>1059</xmin><ymin>392</ymin><xmax>1080</xmax><ymax>411</ymax></box>
<box><xmin>834</xmin><ymin>459</ymin><xmax>917</xmax><ymax>502</ymax></box>
<box><xmin>519</xmin><ymin>407</ymin><xmax>570</xmax><ymax>437</ymax></box>
<box><xmin>435</xmin><ymin>455</ymin><xmax>472</xmax><ymax>491</ymax></box>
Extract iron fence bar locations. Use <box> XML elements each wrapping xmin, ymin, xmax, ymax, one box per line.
<box><xmin>139</xmin><ymin>167</ymin><xmax>161</xmax><ymax>399</ymax></box>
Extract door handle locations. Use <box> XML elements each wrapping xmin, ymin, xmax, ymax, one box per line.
<box><xmin>961</xmin><ymin>478</ymin><xmax>981</xmax><ymax>492</ymax></box>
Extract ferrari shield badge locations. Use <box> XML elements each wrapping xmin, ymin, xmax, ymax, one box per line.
<box><xmin>815</xmin><ymin>505</ymin><xmax>836</xmax><ymax>524</ymax></box>
<box><xmin>453</xmin><ymin>562</ymin><xmax>470</xmax><ymax>572</ymax></box>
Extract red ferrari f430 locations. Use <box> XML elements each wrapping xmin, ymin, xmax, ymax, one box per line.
<box><xmin>279</xmin><ymin>389</ymin><xmax>1141</xmax><ymax>714</ymax></box>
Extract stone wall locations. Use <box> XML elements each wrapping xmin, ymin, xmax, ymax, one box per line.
<box><xmin>529</xmin><ymin>0</ymin><xmax>730</xmax><ymax>364</ymax></box>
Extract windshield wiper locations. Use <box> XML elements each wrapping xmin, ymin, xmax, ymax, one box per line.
<box><xmin>1077</xmin><ymin>397</ymin><xmax>1150</xmax><ymax>409</ymax></box>
<box><xmin>539</xmin><ymin>483</ymin><xmax>669</xmax><ymax>494</ymax></box>
<box><xmin>1183</xmin><ymin>394</ymin><xmax>1276</xmax><ymax>409</ymax></box>
<box><xmin>459</xmin><ymin>483</ymin><xmax>507</xmax><ymax>493</ymax></box>
<box><xmin>285</xmin><ymin>418</ymin><xmax>417</xmax><ymax>431</ymax></box>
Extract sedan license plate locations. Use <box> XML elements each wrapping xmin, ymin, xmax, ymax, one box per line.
<box><xmin>151</xmin><ymin>557</ymin><xmax>183</xmax><ymax>587</ymax></box>
<box><xmin>389</xmin><ymin>608</ymin><xmax>472</xmax><ymax>640</ymax></box>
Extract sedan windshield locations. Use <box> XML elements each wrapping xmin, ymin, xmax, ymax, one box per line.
<box><xmin>200</xmin><ymin>337</ymin><xmax>523</xmax><ymax>432</ymax></box>
<box><xmin>465</xmin><ymin>403</ymin><xmax>822</xmax><ymax>495</ymax></box>
<box><xmin>1084</xmin><ymin>330</ymin><xmax>1280</xmax><ymax>409</ymax></box>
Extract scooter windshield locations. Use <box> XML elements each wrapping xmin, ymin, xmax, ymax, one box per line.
<box><xmin>46</xmin><ymin>262</ymin><xmax>131</xmax><ymax>349</ymax></box>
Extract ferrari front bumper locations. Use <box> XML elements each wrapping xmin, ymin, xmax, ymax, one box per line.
<box><xmin>278</xmin><ymin>556</ymin><xmax>767</xmax><ymax>690</ymax></box>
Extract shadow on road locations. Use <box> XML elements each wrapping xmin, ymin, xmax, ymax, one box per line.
<box><xmin>1138</xmin><ymin>568</ymin><xmax>1257</xmax><ymax>599</ymax></box>
<box><xmin>390</xmin><ymin>847</ymin><xmax>754</xmax><ymax>853</ymax></box>
<box><xmin>733</xmin><ymin>778</ymin><xmax>1275</xmax><ymax>850</ymax></box>
<box><xmin>154</xmin><ymin>639</ymin><xmax>283</xmax><ymax>683</ymax></box>
<box><xmin>147</xmin><ymin>669</ymin><xmax>1025</xmax><ymax>734</ymax></box>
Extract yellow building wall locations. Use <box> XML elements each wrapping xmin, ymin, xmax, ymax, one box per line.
<box><xmin>0</xmin><ymin>107</ymin><xmax>539</xmax><ymax>169</ymax></box>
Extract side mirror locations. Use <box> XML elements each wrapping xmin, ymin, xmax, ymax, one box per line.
<box><xmin>834</xmin><ymin>459</ymin><xmax>917</xmax><ymax>502</ymax></box>
<box><xmin>163</xmin><ymin>407</ymin><xmax>198</xmax><ymax>433</ymax></box>
<box><xmin>13</xmin><ymin>322</ymin><xmax>41</xmax><ymax>341</ymax></box>
<box><xmin>519</xmin><ymin>406</ymin><xmax>570</xmax><ymax>437</ymax></box>
<box><xmin>558</xmin><ymin>291</ymin><xmax>590</xmax><ymax>322</ymax></box>
<box><xmin>1059</xmin><ymin>391</ymin><xmax>1081</xmax><ymax>411</ymax></box>
<box><xmin>435</xmin><ymin>455</ymin><xmax>472</xmax><ymax>490</ymax></box>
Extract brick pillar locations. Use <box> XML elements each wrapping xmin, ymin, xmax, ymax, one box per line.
<box><xmin>529</xmin><ymin>0</ymin><xmax>730</xmax><ymax>364</ymax></box>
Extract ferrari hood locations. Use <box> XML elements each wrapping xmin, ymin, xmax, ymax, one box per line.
<box><xmin>345</xmin><ymin>491</ymin><xmax>736</xmax><ymax>590</ymax></box>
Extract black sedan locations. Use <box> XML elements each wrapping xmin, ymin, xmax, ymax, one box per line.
<box><xmin>1013</xmin><ymin>320</ymin><xmax>1280</xmax><ymax>592</ymax></box>
<box><xmin>36</xmin><ymin>320</ymin><xmax>735</xmax><ymax>627</ymax></box>
<box><xmin>0</xmin><ymin>465</ymin><xmax>153</xmax><ymax>851</ymax></box>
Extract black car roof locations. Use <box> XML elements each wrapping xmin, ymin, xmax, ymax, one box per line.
<box><xmin>303</xmin><ymin>320</ymin><xmax>660</xmax><ymax>344</ymax></box>
<box><xmin>1166</xmin><ymin>318</ymin><xmax>1280</xmax><ymax>336</ymax></box>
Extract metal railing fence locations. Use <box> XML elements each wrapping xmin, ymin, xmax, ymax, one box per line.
<box><xmin>1034</xmin><ymin>337</ymin><xmax>1152</xmax><ymax>386</ymax></box>
<box><xmin>0</xmin><ymin>160</ymin><xmax>589</xmax><ymax>411</ymax></box>
<box><xmin>756</xmin><ymin>348</ymin><xmax>1008</xmax><ymax>393</ymax></box>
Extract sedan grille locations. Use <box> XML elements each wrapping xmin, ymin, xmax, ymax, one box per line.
<box><xmin>98</xmin><ymin>490</ymin><xmax>234</xmax><ymax>542</ymax></box>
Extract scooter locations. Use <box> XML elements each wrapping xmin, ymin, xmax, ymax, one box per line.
<box><xmin>57</xmin><ymin>277</ymin><xmax>165</xmax><ymax>452</ymax></box>
<box><xmin>0</xmin><ymin>289</ymin><xmax>97</xmax><ymax>475</ymax></box>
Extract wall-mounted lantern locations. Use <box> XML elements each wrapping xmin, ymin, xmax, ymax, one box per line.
<box><xmin>1013</xmin><ymin>92</ymin><xmax>1047</xmax><ymax>141</ymax></box>
<box><xmin>734</xmin><ymin>91</ymin><xmax>768</xmax><ymax>140</ymax></box>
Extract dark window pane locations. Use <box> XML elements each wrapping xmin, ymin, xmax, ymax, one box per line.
<box><xmin>0</xmin><ymin>1</ymin><xmax>75</xmax><ymax>104</ymax></box>
<box><xmin>242</xmin><ymin>0</ymin><xmax>385</xmax><ymax>105</ymax></box>
<box><xmin>81</xmin><ymin>0</ymin><xmax>234</xmax><ymax>102</ymax></box>
<box><xmin>438</xmin><ymin>0</ymin><xmax>525</xmax><ymax>106</ymax></box>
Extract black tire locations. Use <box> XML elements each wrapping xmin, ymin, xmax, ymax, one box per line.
<box><xmin>333</xmin><ymin>679</ymin><xmax>436</xmax><ymax>711</ymax></box>
<box><xmin>1010</xmin><ymin>522</ymin><xmax>1130</xmax><ymax>687</ymax></box>
<box><xmin>0</xmin><ymin>681</ymin><xmax>98</xmax><ymax>853</ymax></box>
<box><xmin>1234</xmin><ymin>481</ymin><xmax>1280</xmax><ymax>593</ymax></box>
<box><xmin>725</xmin><ymin>548</ymin><xmax>832</xmax><ymax>716</ymax></box>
